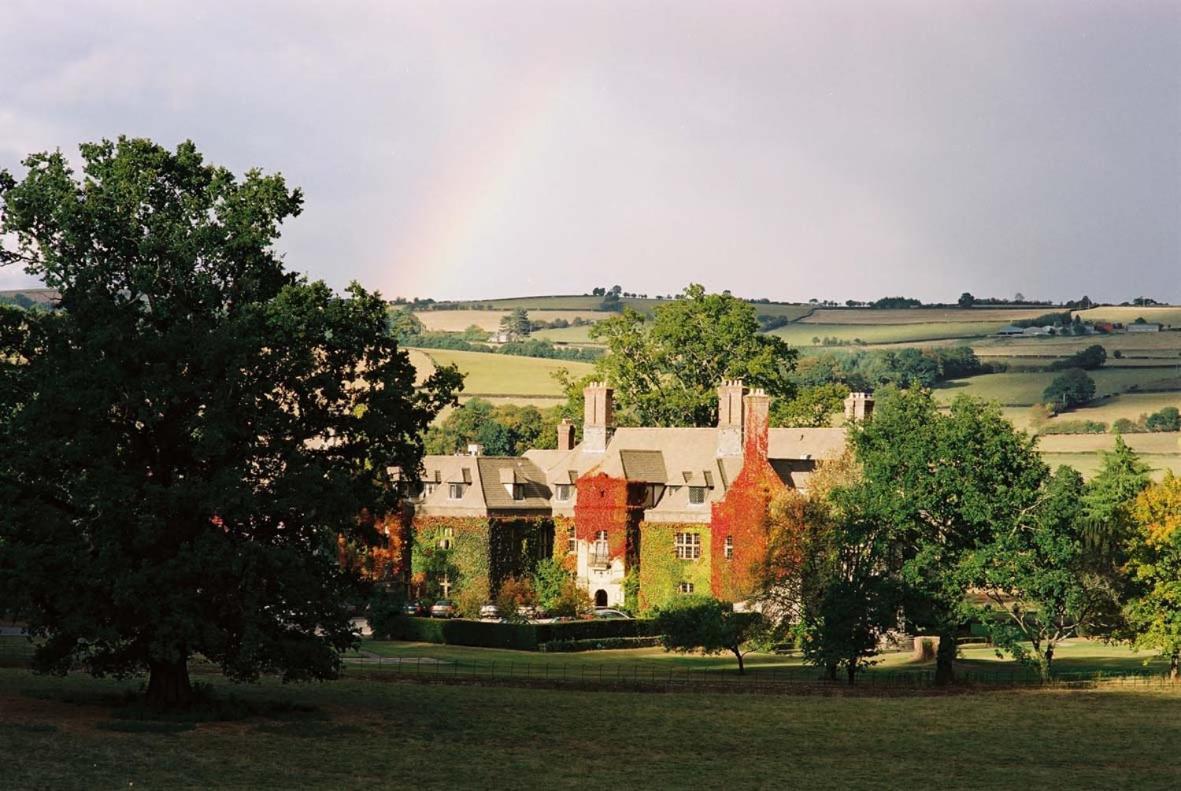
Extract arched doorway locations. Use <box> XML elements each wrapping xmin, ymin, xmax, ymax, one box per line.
<box><xmin>594</xmin><ymin>589</ymin><xmax>608</xmax><ymax>607</ymax></box>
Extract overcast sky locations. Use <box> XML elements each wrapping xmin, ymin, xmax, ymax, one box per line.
<box><xmin>1</xmin><ymin>1</ymin><xmax>1178</xmax><ymax>303</ymax></box>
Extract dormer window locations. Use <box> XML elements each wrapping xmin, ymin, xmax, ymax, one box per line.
<box><xmin>448</xmin><ymin>483</ymin><xmax>466</xmax><ymax>500</ymax></box>
<box><xmin>511</xmin><ymin>483</ymin><xmax>525</xmax><ymax>501</ymax></box>
<box><xmin>688</xmin><ymin>486</ymin><xmax>707</xmax><ymax>505</ymax></box>
<box><xmin>555</xmin><ymin>484</ymin><xmax>573</xmax><ymax>502</ymax></box>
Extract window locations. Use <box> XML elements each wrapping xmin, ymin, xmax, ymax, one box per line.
<box><xmin>674</xmin><ymin>532</ymin><xmax>701</xmax><ymax>560</ymax></box>
<box><xmin>678</xmin><ymin>582</ymin><xmax>695</xmax><ymax>594</ymax></box>
<box><xmin>566</xmin><ymin>525</ymin><xmax>577</xmax><ymax>555</ymax></box>
<box><xmin>439</xmin><ymin>527</ymin><xmax>454</xmax><ymax>550</ymax></box>
<box><xmin>724</xmin><ymin>535</ymin><xmax>734</xmax><ymax>559</ymax></box>
<box><xmin>555</xmin><ymin>484</ymin><xmax>573</xmax><ymax>502</ymax></box>
<box><xmin>511</xmin><ymin>483</ymin><xmax>525</xmax><ymax>501</ymax></box>
<box><xmin>448</xmin><ymin>483</ymin><xmax>466</xmax><ymax>500</ymax></box>
<box><xmin>688</xmin><ymin>486</ymin><xmax>707</xmax><ymax>505</ymax></box>
<box><xmin>591</xmin><ymin>530</ymin><xmax>610</xmax><ymax>566</ymax></box>
<box><xmin>423</xmin><ymin>483</ymin><xmax>437</xmax><ymax>497</ymax></box>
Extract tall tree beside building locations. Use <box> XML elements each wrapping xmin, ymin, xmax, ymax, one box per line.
<box><xmin>0</xmin><ymin>138</ymin><xmax>460</xmax><ymax>707</ymax></box>
<box><xmin>849</xmin><ymin>387</ymin><xmax>1046</xmax><ymax>685</ymax></box>
<box><xmin>589</xmin><ymin>283</ymin><xmax>797</xmax><ymax>426</ymax></box>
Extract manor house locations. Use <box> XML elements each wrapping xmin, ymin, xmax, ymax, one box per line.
<box><xmin>397</xmin><ymin>382</ymin><xmax>870</xmax><ymax>613</ymax></box>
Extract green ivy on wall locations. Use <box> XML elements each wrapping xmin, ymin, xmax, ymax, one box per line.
<box><xmin>410</xmin><ymin>516</ymin><xmax>555</xmax><ymax>617</ymax></box>
<box><xmin>637</xmin><ymin>522</ymin><xmax>713</xmax><ymax>615</ymax></box>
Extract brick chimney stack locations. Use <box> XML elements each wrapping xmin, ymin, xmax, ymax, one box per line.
<box><xmin>716</xmin><ymin>379</ymin><xmax>746</xmax><ymax>457</ymax></box>
<box><xmin>843</xmin><ymin>392</ymin><xmax>875</xmax><ymax>423</ymax></box>
<box><xmin>743</xmin><ymin>389</ymin><xmax>771</xmax><ymax>460</ymax></box>
<box><xmin>556</xmin><ymin>418</ymin><xmax>576</xmax><ymax>451</ymax></box>
<box><xmin>583</xmin><ymin>382</ymin><xmax>614</xmax><ymax>453</ymax></box>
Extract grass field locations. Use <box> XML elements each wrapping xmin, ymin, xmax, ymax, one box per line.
<box><xmin>411</xmin><ymin>348</ymin><xmax>593</xmax><ymax>397</ymax></box>
<box><xmin>3</xmin><ymin>652</ymin><xmax>1180</xmax><ymax>789</ymax></box>
<box><xmin>800</xmin><ymin>307</ymin><xmax>1052</xmax><ymax>325</ymax></box>
<box><xmin>771</xmin><ymin>321</ymin><xmax>1007</xmax><ymax>347</ymax></box>
<box><xmin>413</xmin><ymin>309</ymin><xmax>605</xmax><ymax>332</ymax></box>
<box><xmin>938</xmin><ymin>368</ymin><xmax>1181</xmax><ymax>406</ymax></box>
<box><xmin>531</xmin><ymin>324</ymin><xmax>600</xmax><ymax>344</ymax></box>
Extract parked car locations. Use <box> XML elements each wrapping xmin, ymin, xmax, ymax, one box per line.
<box><xmin>592</xmin><ymin>608</ymin><xmax>632</xmax><ymax>620</ymax></box>
<box><xmin>430</xmin><ymin>599</ymin><xmax>457</xmax><ymax>618</ymax></box>
<box><xmin>478</xmin><ymin>604</ymin><xmax>501</xmax><ymax>621</ymax></box>
<box><xmin>402</xmin><ymin>599</ymin><xmax>429</xmax><ymax>617</ymax></box>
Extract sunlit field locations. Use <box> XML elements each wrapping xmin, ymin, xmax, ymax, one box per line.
<box><xmin>409</xmin><ymin>348</ymin><xmax>593</xmax><ymax>397</ymax></box>
<box><xmin>799</xmin><ymin>307</ymin><xmax>1054</xmax><ymax>324</ymax></box>
<box><xmin>769</xmin><ymin>321</ymin><xmax>1006</xmax><ymax>347</ymax></box>
<box><xmin>413</xmin><ymin>309</ymin><xmax>605</xmax><ymax>332</ymax></box>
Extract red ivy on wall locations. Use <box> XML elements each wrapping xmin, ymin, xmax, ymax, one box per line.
<box><xmin>710</xmin><ymin>397</ymin><xmax>787</xmax><ymax>601</ymax></box>
<box><xmin>574</xmin><ymin>472</ymin><xmax>644</xmax><ymax>564</ymax></box>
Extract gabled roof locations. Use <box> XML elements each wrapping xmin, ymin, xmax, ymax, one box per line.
<box><xmin>415</xmin><ymin>454</ymin><xmax>551</xmax><ymax>516</ymax></box>
<box><xmin>476</xmin><ymin>457</ymin><xmax>552</xmax><ymax>510</ymax></box>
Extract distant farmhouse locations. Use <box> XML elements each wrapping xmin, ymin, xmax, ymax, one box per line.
<box><xmin>383</xmin><ymin>382</ymin><xmax>863</xmax><ymax>613</ymax></box>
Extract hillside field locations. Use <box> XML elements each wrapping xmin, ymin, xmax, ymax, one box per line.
<box><xmin>413</xmin><ymin>309</ymin><xmax>604</xmax><ymax>333</ymax></box>
<box><xmin>800</xmin><ymin>307</ymin><xmax>1053</xmax><ymax>324</ymax></box>
<box><xmin>409</xmin><ymin>347</ymin><xmax>592</xmax><ymax>397</ymax></box>
<box><xmin>771</xmin><ymin>321</ymin><xmax>1007</xmax><ymax>347</ymax></box>
<box><xmin>938</xmin><ymin>368</ymin><xmax>1181</xmax><ymax>406</ymax></box>
<box><xmin>1075</xmin><ymin>306</ymin><xmax>1181</xmax><ymax>326</ymax></box>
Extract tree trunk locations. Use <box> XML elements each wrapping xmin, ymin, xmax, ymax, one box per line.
<box><xmin>934</xmin><ymin>633</ymin><xmax>956</xmax><ymax>686</ymax></box>
<box><xmin>825</xmin><ymin>661</ymin><xmax>838</xmax><ymax>682</ymax></box>
<box><xmin>146</xmin><ymin>658</ymin><xmax>193</xmax><ymax>708</ymax></box>
<box><xmin>733</xmin><ymin>648</ymin><xmax>745</xmax><ymax>675</ymax></box>
<box><xmin>846</xmin><ymin>662</ymin><xmax>857</xmax><ymax>686</ymax></box>
<box><xmin>1170</xmin><ymin>652</ymin><xmax>1179</xmax><ymax>682</ymax></box>
<box><xmin>1040</xmin><ymin>645</ymin><xmax>1054</xmax><ymax>682</ymax></box>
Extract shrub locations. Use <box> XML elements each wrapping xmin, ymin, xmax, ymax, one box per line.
<box><xmin>382</xmin><ymin>617</ymin><xmax>659</xmax><ymax>650</ymax></box>
<box><xmin>1145</xmin><ymin>407</ymin><xmax>1180</xmax><ymax>432</ymax></box>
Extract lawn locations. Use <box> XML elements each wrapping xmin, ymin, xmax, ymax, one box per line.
<box><xmin>352</xmin><ymin>637</ymin><xmax>1167</xmax><ymax>682</ymax></box>
<box><xmin>2</xmin><ymin>664</ymin><xmax>1179</xmax><ymax>789</ymax></box>
<box><xmin>770</xmin><ymin>321</ymin><xmax>1007</xmax><ymax>347</ymax></box>
<box><xmin>411</xmin><ymin>348</ymin><xmax>593</xmax><ymax>397</ymax></box>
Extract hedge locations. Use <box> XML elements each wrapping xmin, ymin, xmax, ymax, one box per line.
<box><xmin>383</xmin><ymin>617</ymin><xmax>660</xmax><ymax>651</ymax></box>
<box><xmin>539</xmin><ymin>636</ymin><xmax>663</xmax><ymax>652</ymax></box>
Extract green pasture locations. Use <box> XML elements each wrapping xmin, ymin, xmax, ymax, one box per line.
<box><xmin>410</xmin><ymin>348</ymin><xmax>593</xmax><ymax>397</ymax></box>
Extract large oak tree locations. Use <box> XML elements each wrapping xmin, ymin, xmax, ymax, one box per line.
<box><xmin>0</xmin><ymin>138</ymin><xmax>459</xmax><ymax>705</ymax></box>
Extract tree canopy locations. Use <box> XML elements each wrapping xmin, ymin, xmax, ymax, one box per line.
<box><xmin>0</xmin><ymin>138</ymin><xmax>460</xmax><ymax>706</ymax></box>
<box><xmin>588</xmin><ymin>283</ymin><xmax>797</xmax><ymax>426</ymax></box>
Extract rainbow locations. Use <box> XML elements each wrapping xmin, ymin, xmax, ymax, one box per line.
<box><xmin>386</xmin><ymin>63</ymin><xmax>570</xmax><ymax>298</ymax></box>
